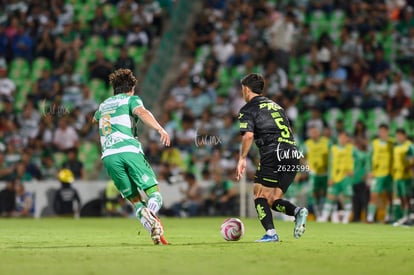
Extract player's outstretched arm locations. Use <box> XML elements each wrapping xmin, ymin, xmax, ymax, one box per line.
<box><xmin>134</xmin><ymin>106</ymin><xmax>171</xmax><ymax>147</ymax></box>
<box><xmin>236</xmin><ymin>131</ymin><xmax>254</xmax><ymax>181</ymax></box>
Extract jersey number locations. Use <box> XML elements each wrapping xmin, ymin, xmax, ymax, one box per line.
<box><xmin>274</xmin><ymin>117</ymin><xmax>290</xmax><ymax>138</ymax></box>
<box><xmin>101</xmin><ymin>115</ymin><xmax>112</xmax><ymax>136</ymax></box>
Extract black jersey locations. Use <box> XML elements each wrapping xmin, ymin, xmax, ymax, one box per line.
<box><xmin>238</xmin><ymin>96</ymin><xmax>296</xmax><ymax>149</ymax></box>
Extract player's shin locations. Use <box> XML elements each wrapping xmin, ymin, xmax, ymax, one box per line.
<box><xmin>254</xmin><ymin>198</ymin><xmax>276</xmax><ymax>236</ymax></box>
<box><xmin>146</xmin><ymin>186</ymin><xmax>163</xmax><ymax>214</ymax></box>
<box><xmin>319</xmin><ymin>199</ymin><xmax>334</xmax><ymax>222</ymax></box>
<box><xmin>133</xmin><ymin>201</ymin><xmax>152</xmax><ymax>232</ymax></box>
<box><xmin>271</xmin><ymin>199</ymin><xmax>299</xmax><ymax>216</ymax></box>
<box><xmin>342</xmin><ymin>199</ymin><xmax>352</xmax><ymax>224</ymax></box>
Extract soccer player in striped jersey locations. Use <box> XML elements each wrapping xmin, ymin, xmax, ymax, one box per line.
<box><xmin>93</xmin><ymin>69</ymin><xmax>170</xmax><ymax>244</ymax></box>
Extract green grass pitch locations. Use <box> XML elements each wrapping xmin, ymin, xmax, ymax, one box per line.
<box><xmin>0</xmin><ymin>218</ymin><xmax>413</xmax><ymax>275</ymax></box>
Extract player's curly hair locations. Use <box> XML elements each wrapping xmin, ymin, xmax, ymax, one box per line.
<box><xmin>241</xmin><ymin>73</ymin><xmax>264</xmax><ymax>94</ymax></box>
<box><xmin>109</xmin><ymin>68</ymin><xmax>137</xmax><ymax>95</ymax></box>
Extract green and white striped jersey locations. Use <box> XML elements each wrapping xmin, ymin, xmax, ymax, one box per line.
<box><xmin>94</xmin><ymin>94</ymin><xmax>144</xmax><ymax>158</ymax></box>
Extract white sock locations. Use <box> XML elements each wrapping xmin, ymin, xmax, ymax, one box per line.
<box><xmin>266</xmin><ymin>229</ymin><xmax>276</xmax><ymax>236</ymax></box>
<box><xmin>140</xmin><ymin>217</ymin><xmax>152</xmax><ymax>233</ymax></box>
<box><xmin>147</xmin><ymin>192</ymin><xmax>162</xmax><ymax>214</ymax></box>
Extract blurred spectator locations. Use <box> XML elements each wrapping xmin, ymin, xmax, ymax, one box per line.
<box><xmin>14</xmin><ymin>182</ymin><xmax>34</xmax><ymax>217</ymax></box>
<box><xmin>76</xmin><ymin>85</ymin><xmax>98</xmax><ymax>116</ymax></box>
<box><xmin>53</xmin><ymin>117</ymin><xmax>79</xmax><ymax>151</ymax></box>
<box><xmin>363</xmin><ymin>72</ymin><xmax>389</xmax><ymax>109</ymax></box>
<box><xmin>184</xmin><ymin>84</ymin><xmax>211</xmax><ymax>118</ymax></box>
<box><xmin>36</xmin><ymin>28</ymin><xmax>55</xmax><ymax>61</ymax></box>
<box><xmin>0</xmin><ymin>96</ymin><xmax>17</xmax><ymax>121</ymax></box>
<box><xmin>53</xmin><ymin>169</ymin><xmax>81</xmax><ymax>217</ymax></box>
<box><xmin>265</xmin><ymin>11</ymin><xmax>296</xmax><ymax>72</ymax></box>
<box><xmin>213</xmin><ymin>34</ymin><xmax>234</xmax><ymax>64</ymax></box>
<box><xmin>17</xmin><ymin>102</ymin><xmax>41</xmax><ymax>143</ymax></box>
<box><xmin>114</xmin><ymin>47</ymin><xmax>135</xmax><ymax>72</ymax></box>
<box><xmin>33</xmin><ymin>69</ymin><xmax>60</xmax><ymax>101</ymax></box>
<box><xmin>11</xmin><ymin>24</ymin><xmax>34</xmax><ymax>61</ymax></box>
<box><xmin>264</xmin><ymin>60</ymin><xmax>288</xmax><ymax>96</ymax></box>
<box><xmin>0</xmin><ymin>178</ymin><xmax>16</xmax><ymax>217</ymax></box>
<box><xmin>104</xmin><ymin>180</ymin><xmax>132</xmax><ymax>217</ymax></box>
<box><xmin>126</xmin><ymin>24</ymin><xmax>149</xmax><ymax>47</ymax></box>
<box><xmin>61</xmin><ymin>147</ymin><xmax>85</xmax><ymax>180</ymax></box>
<box><xmin>60</xmin><ymin>64</ymin><xmax>83</xmax><ymax>106</ymax></box>
<box><xmin>0</xmin><ymin>65</ymin><xmax>16</xmax><ymax>99</ymax></box>
<box><xmin>40</xmin><ymin>154</ymin><xmax>57</xmax><ymax>180</ymax></box>
<box><xmin>90</xmin><ymin>6</ymin><xmax>110</xmax><ymax>38</ymax></box>
<box><xmin>54</xmin><ymin>22</ymin><xmax>82</xmax><ymax>64</ymax></box>
<box><xmin>0</xmin><ymin>24</ymin><xmax>9</xmax><ymax>59</ymax></box>
<box><xmin>186</xmin><ymin>12</ymin><xmax>215</xmax><ymax>54</ymax></box>
<box><xmin>111</xmin><ymin>3</ymin><xmax>133</xmax><ymax>35</ymax></box>
<box><xmin>369</xmin><ymin>47</ymin><xmax>390</xmax><ymax>78</ymax></box>
<box><xmin>294</xmin><ymin>23</ymin><xmax>313</xmax><ymax>57</ymax></box>
<box><xmin>387</xmin><ymin>86</ymin><xmax>411</xmax><ymax>121</ymax></box>
<box><xmin>0</xmin><ymin>151</ymin><xmax>14</xmax><ymax>181</ymax></box>
<box><xmin>203</xmin><ymin>171</ymin><xmax>237</xmax><ymax>216</ymax></box>
<box><xmin>171</xmin><ymin>172</ymin><xmax>203</xmax><ymax>217</ymax></box>
<box><xmin>396</xmin><ymin>7</ymin><xmax>414</xmax><ymax>36</ymax></box>
<box><xmin>19</xmin><ymin>151</ymin><xmax>42</xmax><ymax>181</ymax></box>
<box><xmin>88</xmin><ymin>50</ymin><xmax>112</xmax><ymax>86</ymax></box>
<box><xmin>175</xmin><ymin>115</ymin><xmax>197</xmax><ymax>152</ymax></box>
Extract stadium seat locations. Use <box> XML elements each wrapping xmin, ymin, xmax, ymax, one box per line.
<box><xmin>104</xmin><ymin>46</ymin><xmax>121</xmax><ymax>62</ymax></box>
<box><xmin>108</xmin><ymin>34</ymin><xmax>125</xmax><ymax>47</ymax></box>
<box><xmin>103</xmin><ymin>3</ymin><xmax>117</xmax><ymax>19</ymax></box>
<box><xmin>31</xmin><ymin>57</ymin><xmax>52</xmax><ymax>82</ymax></box>
<box><xmin>14</xmin><ymin>79</ymin><xmax>32</xmax><ymax>111</ymax></box>
<box><xmin>9</xmin><ymin>58</ymin><xmax>30</xmax><ymax>81</ymax></box>
<box><xmin>89</xmin><ymin>78</ymin><xmax>107</xmax><ymax>102</ymax></box>
<box><xmin>78</xmin><ymin>141</ymin><xmax>100</xmax><ymax>174</ymax></box>
<box><xmin>324</xmin><ymin>108</ymin><xmax>344</xmax><ymax>129</ymax></box>
<box><xmin>86</xmin><ymin>35</ymin><xmax>105</xmax><ymax>51</ymax></box>
<box><xmin>128</xmin><ymin>46</ymin><xmax>148</xmax><ymax>64</ymax></box>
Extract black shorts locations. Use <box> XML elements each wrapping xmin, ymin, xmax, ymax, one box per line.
<box><xmin>254</xmin><ymin>144</ymin><xmax>300</xmax><ymax>193</ymax></box>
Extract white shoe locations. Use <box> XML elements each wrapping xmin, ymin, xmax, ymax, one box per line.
<box><xmin>141</xmin><ymin>208</ymin><xmax>163</xmax><ymax>244</ymax></box>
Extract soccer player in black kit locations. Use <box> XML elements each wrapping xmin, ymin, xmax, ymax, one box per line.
<box><xmin>235</xmin><ymin>73</ymin><xmax>308</xmax><ymax>242</ymax></box>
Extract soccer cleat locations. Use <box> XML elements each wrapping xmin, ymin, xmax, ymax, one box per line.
<box><xmin>255</xmin><ymin>234</ymin><xmax>279</xmax><ymax>242</ymax></box>
<box><xmin>141</xmin><ymin>208</ymin><xmax>163</xmax><ymax>244</ymax></box>
<box><xmin>294</xmin><ymin>208</ymin><xmax>308</xmax><ymax>239</ymax></box>
<box><xmin>160</xmin><ymin>235</ymin><xmax>169</xmax><ymax>245</ymax></box>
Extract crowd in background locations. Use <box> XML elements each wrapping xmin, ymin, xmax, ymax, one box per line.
<box><xmin>1</xmin><ymin>0</ymin><xmax>414</xmax><ymax>220</ymax></box>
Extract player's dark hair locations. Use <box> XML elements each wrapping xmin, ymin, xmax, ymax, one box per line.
<box><xmin>396</xmin><ymin>128</ymin><xmax>406</xmax><ymax>135</ymax></box>
<box><xmin>241</xmin><ymin>73</ymin><xmax>264</xmax><ymax>94</ymax></box>
<box><xmin>109</xmin><ymin>68</ymin><xmax>137</xmax><ymax>95</ymax></box>
<box><xmin>379</xmin><ymin>123</ymin><xmax>389</xmax><ymax>129</ymax></box>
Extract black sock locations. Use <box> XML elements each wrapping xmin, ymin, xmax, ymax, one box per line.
<box><xmin>272</xmin><ymin>199</ymin><xmax>298</xmax><ymax>216</ymax></box>
<box><xmin>254</xmin><ymin>198</ymin><xmax>274</xmax><ymax>231</ymax></box>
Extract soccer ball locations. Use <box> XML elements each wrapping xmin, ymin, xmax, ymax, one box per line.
<box><xmin>220</xmin><ymin>218</ymin><xmax>245</xmax><ymax>241</ymax></box>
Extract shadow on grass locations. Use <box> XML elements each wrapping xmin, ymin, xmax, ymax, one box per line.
<box><xmin>6</xmin><ymin>241</ymin><xmax>265</xmax><ymax>249</ymax></box>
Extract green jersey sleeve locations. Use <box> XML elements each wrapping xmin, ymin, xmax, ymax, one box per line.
<box><xmin>93</xmin><ymin>108</ymin><xmax>101</xmax><ymax>121</ymax></box>
<box><xmin>129</xmin><ymin>95</ymin><xmax>144</xmax><ymax>115</ymax></box>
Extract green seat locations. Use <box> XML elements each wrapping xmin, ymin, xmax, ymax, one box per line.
<box><xmin>9</xmin><ymin>58</ymin><xmax>30</xmax><ymax>81</ymax></box>
<box><xmin>323</xmin><ymin>108</ymin><xmax>344</xmax><ymax>128</ymax></box>
<box><xmin>108</xmin><ymin>34</ymin><xmax>125</xmax><ymax>46</ymax></box>
<box><xmin>344</xmin><ymin>108</ymin><xmax>365</xmax><ymax>133</ymax></box>
<box><xmin>128</xmin><ymin>46</ymin><xmax>147</xmax><ymax>64</ymax></box>
<box><xmin>14</xmin><ymin>79</ymin><xmax>32</xmax><ymax>111</ymax></box>
<box><xmin>104</xmin><ymin>46</ymin><xmax>121</xmax><ymax>62</ymax></box>
<box><xmin>103</xmin><ymin>3</ymin><xmax>117</xmax><ymax>19</ymax></box>
<box><xmin>54</xmin><ymin>152</ymin><xmax>67</xmax><ymax>168</ymax></box>
<box><xmin>86</xmin><ymin>35</ymin><xmax>105</xmax><ymax>50</ymax></box>
<box><xmin>78</xmin><ymin>141</ymin><xmax>100</xmax><ymax>173</ymax></box>
<box><xmin>89</xmin><ymin>78</ymin><xmax>107</xmax><ymax>102</ymax></box>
